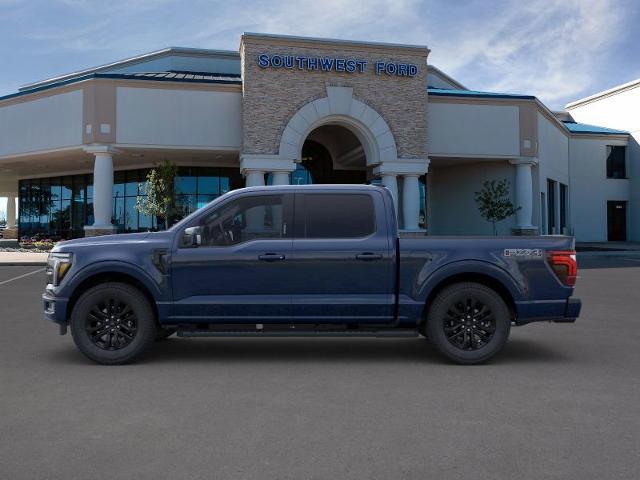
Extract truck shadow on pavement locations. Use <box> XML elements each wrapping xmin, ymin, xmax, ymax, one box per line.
<box><xmin>49</xmin><ymin>337</ymin><xmax>570</xmax><ymax>366</ymax></box>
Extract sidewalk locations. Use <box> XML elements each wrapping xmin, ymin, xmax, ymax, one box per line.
<box><xmin>0</xmin><ymin>252</ymin><xmax>48</xmax><ymax>266</ymax></box>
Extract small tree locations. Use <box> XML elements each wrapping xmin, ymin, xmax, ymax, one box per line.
<box><xmin>136</xmin><ymin>160</ymin><xmax>178</xmax><ymax>229</ymax></box>
<box><xmin>474</xmin><ymin>179</ymin><xmax>520</xmax><ymax>235</ymax></box>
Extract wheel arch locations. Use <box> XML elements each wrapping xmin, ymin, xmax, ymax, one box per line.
<box><xmin>65</xmin><ymin>271</ymin><xmax>160</xmax><ymax>326</ymax></box>
<box><xmin>419</xmin><ymin>263</ymin><xmax>520</xmax><ymax>326</ymax></box>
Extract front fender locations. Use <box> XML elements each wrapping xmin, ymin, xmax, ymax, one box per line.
<box><xmin>60</xmin><ymin>260</ymin><xmax>166</xmax><ymax>301</ymax></box>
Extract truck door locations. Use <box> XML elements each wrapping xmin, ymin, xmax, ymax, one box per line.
<box><xmin>170</xmin><ymin>192</ymin><xmax>293</xmax><ymax>322</ymax></box>
<box><xmin>289</xmin><ymin>190</ymin><xmax>395</xmax><ymax>323</ymax></box>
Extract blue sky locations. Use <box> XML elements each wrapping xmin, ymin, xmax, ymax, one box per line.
<box><xmin>1</xmin><ymin>0</ymin><xmax>640</xmax><ymax>215</ymax></box>
<box><xmin>1</xmin><ymin>0</ymin><xmax>639</xmax><ymax>108</ymax></box>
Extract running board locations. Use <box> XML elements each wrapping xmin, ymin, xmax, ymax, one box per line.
<box><xmin>177</xmin><ymin>328</ymin><xmax>418</xmax><ymax>338</ymax></box>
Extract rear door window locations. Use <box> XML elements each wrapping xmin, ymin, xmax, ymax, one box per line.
<box><xmin>301</xmin><ymin>193</ymin><xmax>375</xmax><ymax>239</ymax></box>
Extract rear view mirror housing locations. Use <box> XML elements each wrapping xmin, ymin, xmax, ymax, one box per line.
<box><xmin>183</xmin><ymin>226</ymin><xmax>202</xmax><ymax>247</ymax></box>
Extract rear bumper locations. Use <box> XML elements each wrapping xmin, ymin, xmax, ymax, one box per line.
<box><xmin>515</xmin><ymin>297</ymin><xmax>581</xmax><ymax>325</ymax></box>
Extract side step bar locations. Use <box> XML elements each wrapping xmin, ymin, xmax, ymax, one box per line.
<box><xmin>177</xmin><ymin>328</ymin><xmax>419</xmax><ymax>338</ymax></box>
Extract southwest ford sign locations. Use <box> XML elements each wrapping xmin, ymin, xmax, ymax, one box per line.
<box><xmin>257</xmin><ymin>54</ymin><xmax>418</xmax><ymax>77</ymax></box>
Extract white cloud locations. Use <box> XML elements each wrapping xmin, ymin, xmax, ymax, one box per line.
<box><xmin>5</xmin><ymin>0</ymin><xmax>634</xmax><ymax>109</ymax></box>
<box><xmin>425</xmin><ymin>0</ymin><xmax>631</xmax><ymax>108</ymax></box>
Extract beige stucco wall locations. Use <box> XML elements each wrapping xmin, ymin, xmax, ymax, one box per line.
<box><xmin>0</xmin><ymin>90</ymin><xmax>83</xmax><ymax>157</ymax></box>
<box><xmin>116</xmin><ymin>86</ymin><xmax>242</xmax><ymax>148</ymax></box>
<box><xmin>240</xmin><ymin>35</ymin><xmax>429</xmax><ymax>160</ymax></box>
<box><xmin>427</xmin><ymin>102</ymin><xmax>520</xmax><ymax>157</ymax></box>
<box><xmin>429</xmin><ymin>161</ymin><xmax>517</xmax><ymax>235</ymax></box>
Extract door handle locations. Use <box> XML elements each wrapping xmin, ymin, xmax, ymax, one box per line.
<box><xmin>356</xmin><ymin>253</ymin><xmax>383</xmax><ymax>261</ymax></box>
<box><xmin>258</xmin><ymin>253</ymin><xmax>286</xmax><ymax>262</ymax></box>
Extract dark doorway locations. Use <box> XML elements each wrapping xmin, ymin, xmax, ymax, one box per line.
<box><xmin>547</xmin><ymin>179</ymin><xmax>556</xmax><ymax>234</ymax></box>
<box><xmin>299</xmin><ymin>139</ymin><xmax>367</xmax><ymax>185</ymax></box>
<box><xmin>607</xmin><ymin>201</ymin><xmax>627</xmax><ymax>241</ymax></box>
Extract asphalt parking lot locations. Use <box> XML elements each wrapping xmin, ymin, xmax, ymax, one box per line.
<box><xmin>1</xmin><ymin>257</ymin><xmax>639</xmax><ymax>480</ymax></box>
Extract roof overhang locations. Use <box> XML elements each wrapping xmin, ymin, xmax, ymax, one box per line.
<box><xmin>565</xmin><ymin>78</ymin><xmax>640</xmax><ymax>109</ymax></box>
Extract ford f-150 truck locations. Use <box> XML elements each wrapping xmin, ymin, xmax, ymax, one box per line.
<box><xmin>43</xmin><ymin>185</ymin><xmax>580</xmax><ymax>365</ymax></box>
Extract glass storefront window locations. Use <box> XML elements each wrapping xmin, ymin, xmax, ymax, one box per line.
<box><xmin>175</xmin><ymin>176</ymin><xmax>197</xmax><ymax>195</ymax></box>
<box><xmin>18</xmin><ymin>167</ymin><xmax>241</xmax><ymax>240</ymax></box>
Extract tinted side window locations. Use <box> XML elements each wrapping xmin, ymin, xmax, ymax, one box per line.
<box><xmin>199</xmin><ymin>195</ymin><xmax>284</xmax><ymax>247</ymax></box>
<box><xmin>303</xmin><ymin>194</ymin><xmax>375</xmax><ymax>239</ymax></box>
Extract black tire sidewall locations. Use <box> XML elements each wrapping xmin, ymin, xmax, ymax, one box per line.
<box><xmin>70</xmin><ymin>282</ymin><xmax>157</xmax><ymax>365</ymax></box>
<box><xmin>426</xmin><ymin>282</ymin><xmax>511</xmax><ymax>364</ymax></box>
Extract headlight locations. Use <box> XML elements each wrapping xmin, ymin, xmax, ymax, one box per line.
<box><xmin>46</xmin><ymin>253</ymin><xmax>73</xmax><ymax>286</ymax></box>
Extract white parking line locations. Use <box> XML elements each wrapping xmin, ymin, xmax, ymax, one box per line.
<box><xmin>0</xmin><ymin>268</ymin><xmax>45</xmax><ymax>287</ymax></box>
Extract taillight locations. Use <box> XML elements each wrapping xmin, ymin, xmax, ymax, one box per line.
<box><xmin>547</xmin><ymin>250</ymin><xmax>577</xmax><ymax>286</ymax></box>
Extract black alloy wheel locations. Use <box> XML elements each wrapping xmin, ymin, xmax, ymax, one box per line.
<box><xmin>70</xmin><ymin>282</ymin><xmax>157</xmax><ymax>365</ymax></box>
<box><xmin>426</xmin><ymin>282</ymin><xmax>510</xmax><ymax>364</ymax></box>
<box><xmin>443</xmin><ymin>297</ymin><xmax>496</xmax><ymax>351</ymax></box>
<box><xmin>86</xmin><ymin>297</ymin><xmax>138</xmax><ymax>350</ymax></box>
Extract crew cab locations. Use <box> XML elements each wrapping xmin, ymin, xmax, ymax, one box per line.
<box><xmin>43</xmin><ymin>185</ymin><xmax>581</xmax><ymax>365</ymax></box>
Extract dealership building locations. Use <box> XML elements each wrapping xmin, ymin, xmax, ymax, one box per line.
<box><xmin>0</xmin><ymin>33</ymin><xmax>636</xmax><ymax>241</ymax></box>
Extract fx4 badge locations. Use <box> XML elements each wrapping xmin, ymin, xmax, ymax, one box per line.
<box><xmin>503</xmin><ymin>248</ymin><xmax>544</xmax><ymax>257</ymax></box>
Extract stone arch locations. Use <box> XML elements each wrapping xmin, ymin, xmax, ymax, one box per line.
<box><xmin>278</xmin><ymin>86</ymin><xmax>398</xmax><ymax>166</ymax></box>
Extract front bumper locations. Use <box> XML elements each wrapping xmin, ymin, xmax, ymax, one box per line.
<box><xmin>43</xmin><ymin>292</ymin><xmax>69</xmax><ymax>334</ymax></box>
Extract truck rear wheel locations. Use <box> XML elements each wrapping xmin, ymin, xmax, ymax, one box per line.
<box><xmin>70</xmin><ymin>282</ymin><xmax>157</xmax><ymax>365</ymax></box>
<box><xmin>426</xmin><ymin>282</ymin><xmax>510</xmax><ymax>364</ymax></box>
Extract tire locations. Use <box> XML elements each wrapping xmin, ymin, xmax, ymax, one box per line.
<box><xmin>426</xmin><ymin>282</ymin><xmax>511</xmax><ymax>365</ymax></box>
<box><xmin>156</xmin><ymin>327</ymin><xmax>177</xmax><ymax>341</ymax></box>
<box><xmin>70</xmin><ymin>282</ymin><xmax>157</xmax><ymax>365</ymax></box>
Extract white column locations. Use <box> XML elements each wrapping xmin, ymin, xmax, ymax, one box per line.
<box><xmin>381</xmin><ymin>174</ymin><xmax>399</xmax><ymax>218</ymax></box>
<box><xmin>402</xmin><ymin>174</ymin><xmax>421</xmax><ymax>231</ymax></box>
<box><xmin>245</xmin><ymin>170</ymin><xmax>265</xmax><ymax>187</ymax></box>
<box><xmin>92</xmin><ymin>153</ymin><xmax>114</xmax><ymax>228</ymax></box>
<box><xmin>270</xmin><ymin>171</ymin><xmax>289</xmax><ymax>234</ymax></box>
<box><xmin>271</xmin><ymin>171</ymin><xmax>290</xmax><ymax>186</ymax></box>
<box><xmin>6</xmin><ymin>196</ymin><xmax>16</xmax><ymax>229</ymax></box>
<box><xmin>84</xmin><ymin>146</ymin><xmax>118</xmax><ymax>234</ymax></box>
<box><xmin>510</xmin><ymin>158</ymin><xmax>537</xmax><ymax>230</ymax></box>
<box><xmin>374</xmin><ymin>158</ymin><xmax>429</xmax><ymax>232</ymax></box>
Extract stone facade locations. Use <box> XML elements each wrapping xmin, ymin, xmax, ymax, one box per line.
<box><xmin>240</xmin><ymin>34</ymin><xmax>429</xmax><ymax>161</ymax></box>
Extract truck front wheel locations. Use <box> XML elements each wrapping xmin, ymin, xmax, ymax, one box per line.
<box><xmin>70</xmin><ymin>282</ymin><xmax>157</xmax><ymax>365</ymax></box>
<box><xmin>426</xmin><ymin>282</ymin><xmax>511</xmax><ymax>364</ymax></box>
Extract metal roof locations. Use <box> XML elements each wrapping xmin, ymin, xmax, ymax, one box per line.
<box><xmin>19</xmin><ymin>47</ymin><xmax>240</xmax><ymax>92</ymax></box>
<box><xmin>0</xmin><ymin>71</ymin><xmax>241</xmax><ymax>103</ymax></box>
<box><xmin>120</xmin><ymin>71</ymin><xmax>241</xmax><ymax>82</ymax></box>
<box><xmin>427</xmin><ymin>87</ymin><xmax>535</xmax><ymax>100</ymax></box>
<box><xmin>562</xmin><ymin>121</ymin><xmax>628</xmax><ymax>135</ymax></box>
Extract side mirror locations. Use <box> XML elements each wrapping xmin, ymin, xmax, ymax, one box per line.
<box><xmin>183</xmin><ymin>226</ymin><xmax>202</xmax><ymax>247</ymax></box>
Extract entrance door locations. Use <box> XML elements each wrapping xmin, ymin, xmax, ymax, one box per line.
<box><xmin>170</xmin><ymin>192</ymin><xmax>294</xmax><ymax>322</ymax></box>
<box><xmin>607</xmin><ymin>201</ymin><xmax>627</xmax><ymax>241</ymax></box>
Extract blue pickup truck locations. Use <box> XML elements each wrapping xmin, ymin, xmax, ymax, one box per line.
<box><xmin>43</xmin><ymin>185</ymin><xmax>580</xmax><ymax>365</ymax></box>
